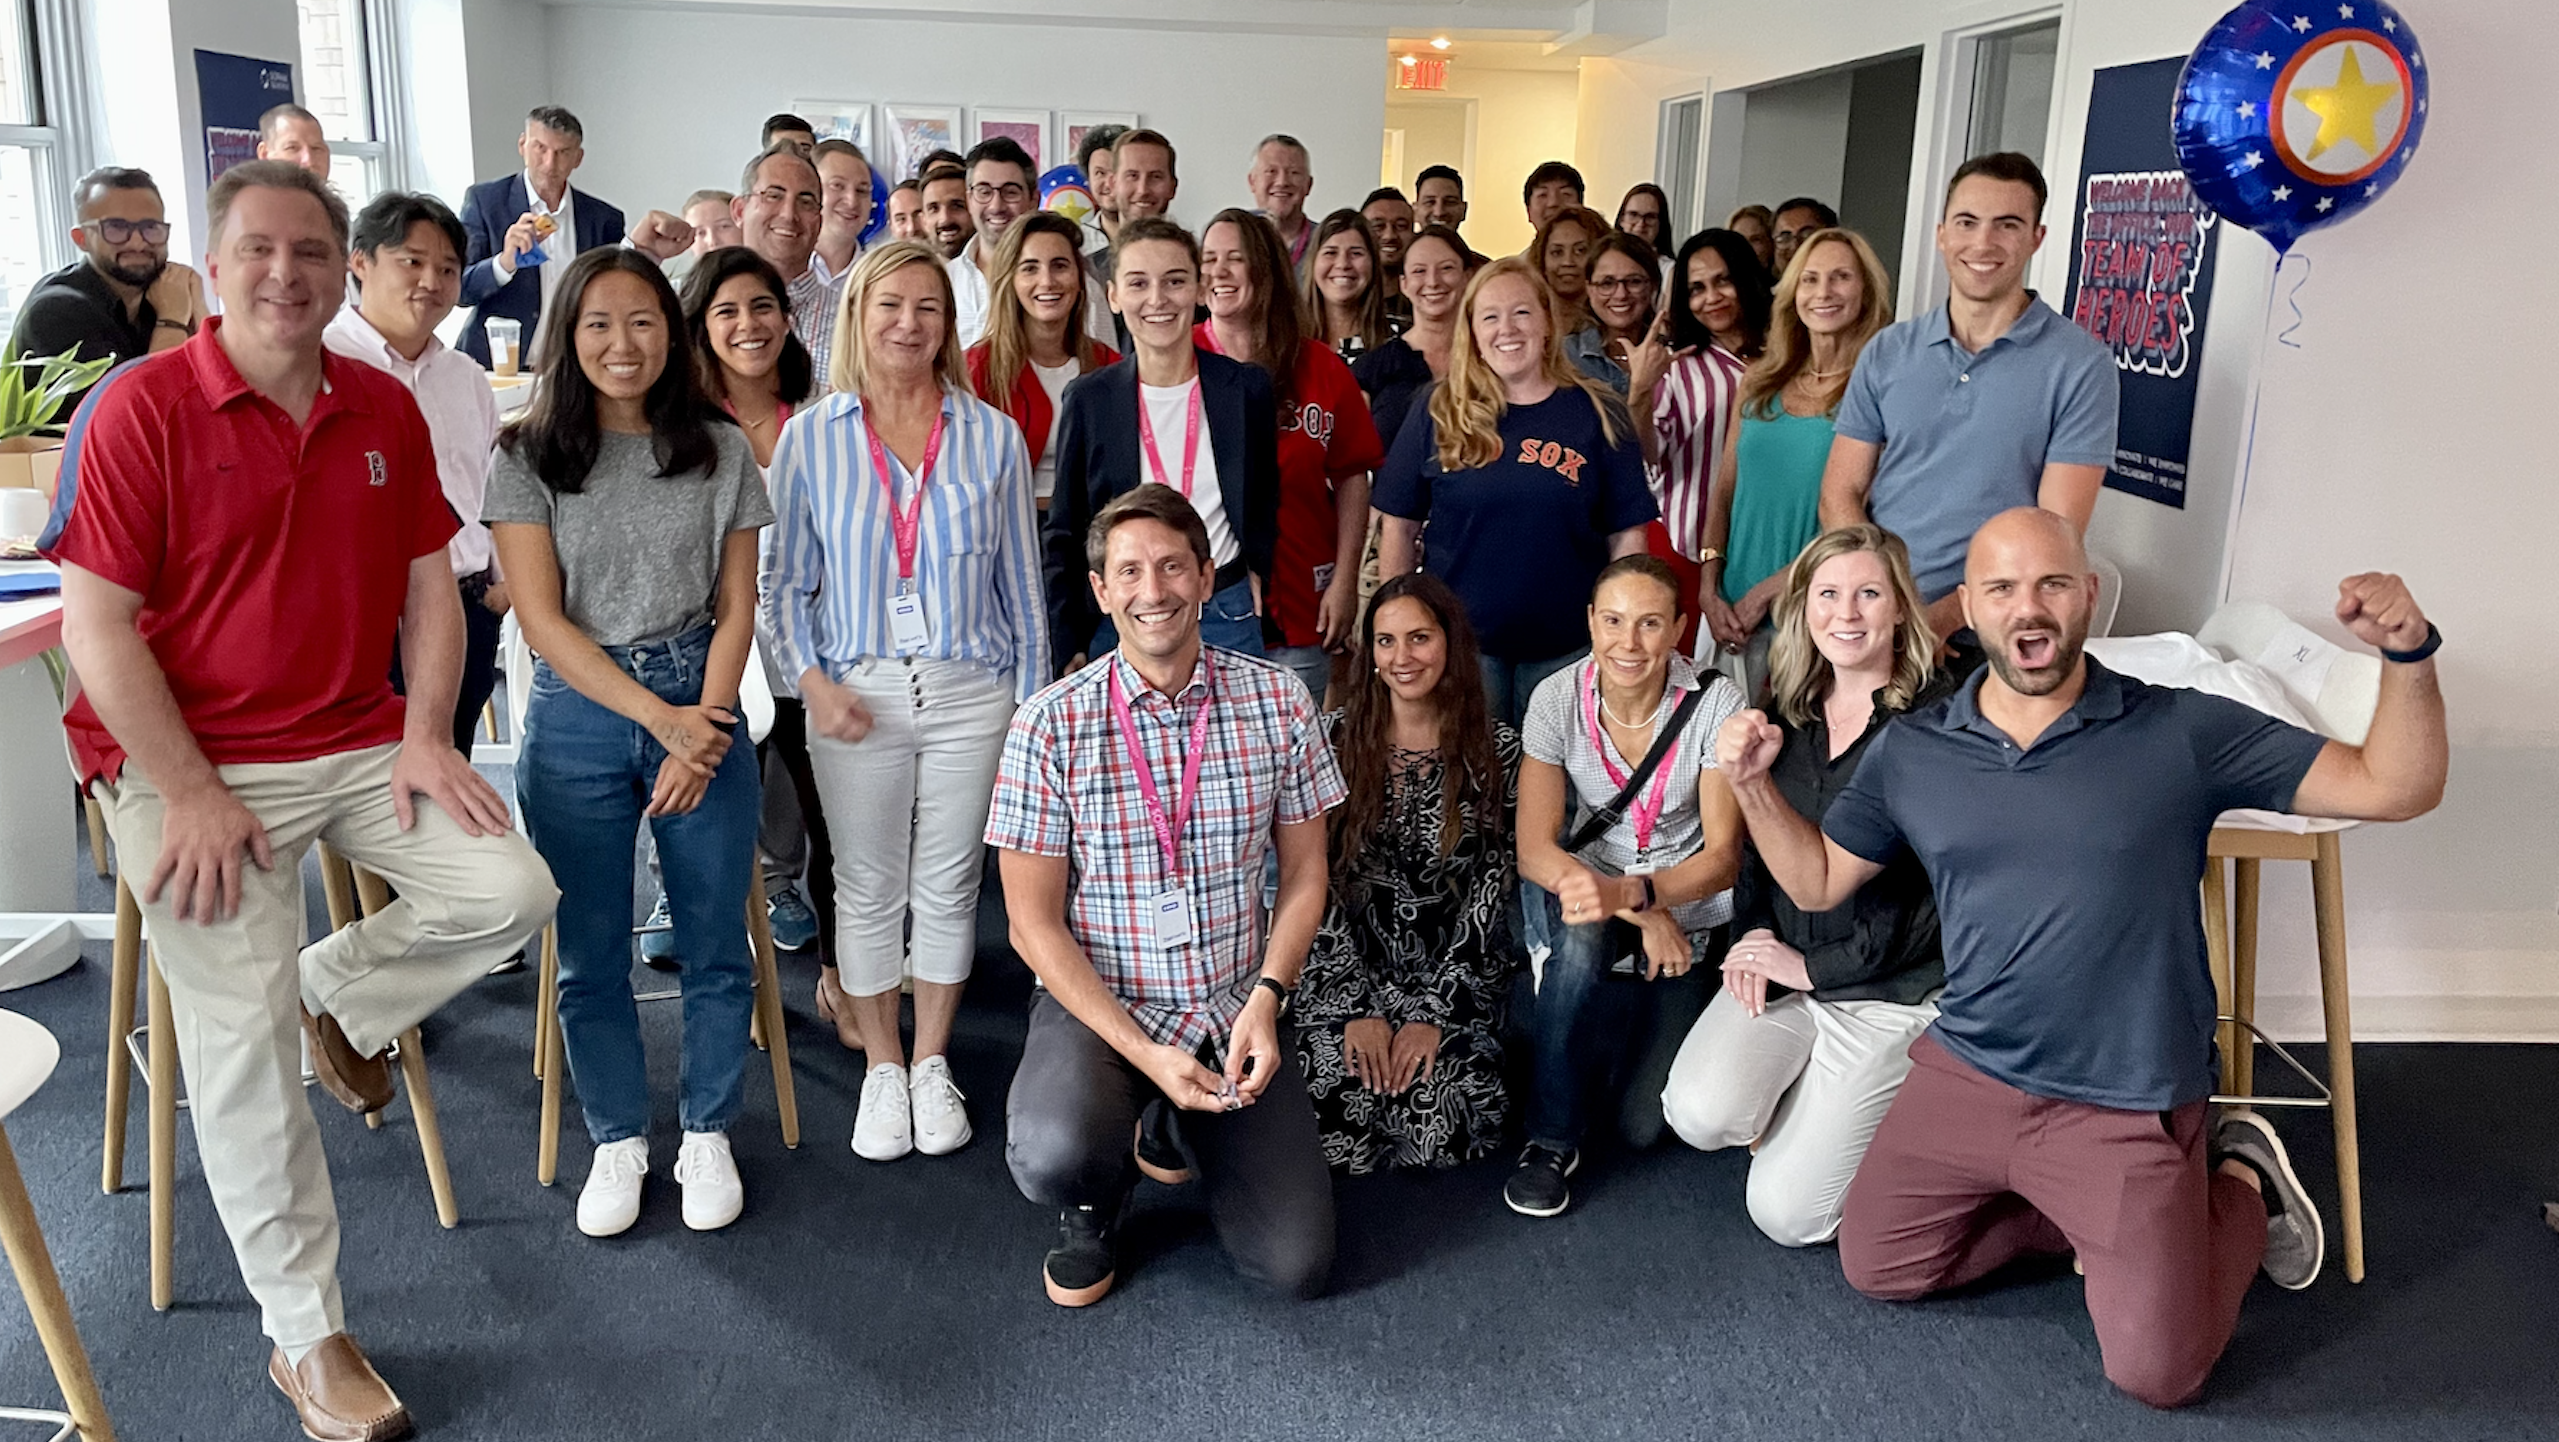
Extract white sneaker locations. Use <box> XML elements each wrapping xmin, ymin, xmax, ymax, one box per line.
<box><xmin>909</xmin><ymin>1054</ymin><xmax>974</xmax><ymax>1156</ymax></box>
<box><xmin>673</xmin><ymin>1131</ymin><xmax>744</xmax><ymax>1231</ymax></box>
<box><xmin>576</xmin><ymin>1136</ymin><xmax>649</xmax><ymax>1237</ymax></box>
<box><xmin>853</xmin><ymin>1062</ymin><xmax>913</xmax><ymax>1161</ymax></box>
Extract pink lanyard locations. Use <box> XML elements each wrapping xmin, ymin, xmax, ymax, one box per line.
<box><xmin>1107</xmin><ymin>661</ymin><xmax>1217</xmax><ymax>885</ymax></box>
<box><xmin>1582</xmin><ymin>666</ymin><xmax>1683</xmax><ymax>854</ymax></box>
<box><xmin>863</xmin><ymin>409</ymin><xmax>946</xmax><ymax>584</ymax></box>
<box><xmin>1136</xmin><ymin>381</ymin><xmax>1203</xmax><ymax>498</ymax></box>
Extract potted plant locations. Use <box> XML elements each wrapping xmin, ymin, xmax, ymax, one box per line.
<box><xmin>0</xmin><ymin>346</ymin><xmax>114</xmax><ymax>495</ymax></box>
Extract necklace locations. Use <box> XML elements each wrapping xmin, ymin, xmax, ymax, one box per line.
<box><xmin>1799</xmin><ymin>364</ymin><xmax>1849</xmax><ymax>381</ymax></box>
<box><xmin>1600</xmin><ymin>685</ymin><xmax>1670</xmax><ymax>730</ymax></box>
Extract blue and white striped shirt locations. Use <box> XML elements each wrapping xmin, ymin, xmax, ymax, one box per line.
<box><xmin>760</xmin><ymin>387</ymin><xmax>1051</xmax><ymax>702</ymax></box>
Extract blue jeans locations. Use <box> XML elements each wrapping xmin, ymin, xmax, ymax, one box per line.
<box><xmin>519</xmin><ymin>626</ymin><xmax>761</xmax><ymax>1142</ymax></box>
<box><xmin>1524</xmin><ymin>886</ymin><xmax>1719</xmax><ymax>1153</ymax></box>
<box><xmin>1091</xmin><ymin>575</ymin><xmax>1265</xmax><ymax>659</ymax></box>
<box><xmin>1481</xmin><ymin>647</ymin><xmax>1585</xmax><ymax>735</ymax></box>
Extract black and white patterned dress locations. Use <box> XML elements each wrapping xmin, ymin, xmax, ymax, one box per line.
<box><xmin>1295</xmin><ymin>723</ymin><xmax>1520</xmax><ymax>1174</ymax></box>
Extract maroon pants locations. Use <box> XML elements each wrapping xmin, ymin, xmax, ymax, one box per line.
<box><xmin>1839</xmin><ymin>1033</ymin><xmax>2266</xmax><ymax>1408</ymax></box>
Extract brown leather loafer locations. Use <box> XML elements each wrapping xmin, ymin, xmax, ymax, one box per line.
<box><xmin>302</xmin><ymin>1007</ymin><xmax>394</xmax><ymax>1114</ymax></box>
<box><xmin>268</xmin><ymin>1334</ymin><xmax>413</xmax><ymax>1441</ymax></box>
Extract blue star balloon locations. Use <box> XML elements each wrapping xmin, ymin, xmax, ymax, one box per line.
<box><xmin>2175</xmin><ymin>0</ymin><xmax>2429</xmax><ymax>254</ymax></box>
<box><xmin>859</xmin><ymin>170</ymin><xmax>889</xmax><ymax>245</ymax></box>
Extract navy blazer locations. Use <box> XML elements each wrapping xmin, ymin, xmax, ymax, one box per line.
<box><xmin>455</xmin><ymin>174</ymin><xmax>626</xmax><ymax>366</ymax></box>
<box><xmin>1043</xmin><ymin>351</ymin><xmax>1280</xmax><ymax>672</ymax></box>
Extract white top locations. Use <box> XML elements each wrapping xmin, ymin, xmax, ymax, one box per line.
<box><xmin>492</xmin><ymin>172</ymin><xmax>577</xmax><ymax>359</ymax></box>
<box><xmin>323</xmin><ymin>306</ymin><xmax>501</xmax><ymax>577</ymax></box>
<box><xmin>1139</xmin><ymin>376</ymin><xmax>1237</xmax><ymax>568</ymax></box>
<box><xmin>947</xmin><ymin>234</ymin><xmax>1120</xmax><ymax>350</ymax></box>
<box><xmin>1031</xmin><ymin>357</ymin><xmax>1077</xmax><ymax>501</ymax></box>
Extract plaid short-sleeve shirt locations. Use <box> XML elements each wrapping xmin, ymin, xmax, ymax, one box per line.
<box><xmin>986</xmin><ymin>646</ymin><xmax>1347</xmax><ymax>1050</ymax></box>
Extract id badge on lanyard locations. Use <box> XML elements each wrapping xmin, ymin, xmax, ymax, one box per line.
<box><xmin>1109</xmin><ymin>662</ymin><xmax>1217</xmax><ymax>950</ymax></box>
<box><xmin>867</xmin><ymin>410</ymin><xmax>946</xmax><ymax>654</ymax></box>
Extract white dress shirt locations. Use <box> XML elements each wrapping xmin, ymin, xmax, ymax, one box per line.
<box><xmin>491</xmin><ymin>172</ymin><xmax>577</xmax><ymax>358</ymax></box>
<box><xmin>324</xmin><ymin>306</ymin><xmax>501</xmax><ymax>577</ymax></box>
<box><xmin>947</xmin><ymin>233</ymin><xmax>1118</xmax><ymax>350</ymax></box>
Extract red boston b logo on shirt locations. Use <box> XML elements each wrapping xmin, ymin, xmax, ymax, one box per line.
<box><xmin>365</xmin><ymin>450</ymin><xmax>387</xmax><ymax>487</ymax></box>
<box><xmin>1515</xmin><ymin>436</ymin><xmax>1589</xmax><ymax>484</ymax></box>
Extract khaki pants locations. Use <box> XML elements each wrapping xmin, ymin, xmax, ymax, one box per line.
<box><xmin>95</xmin><ymin>741</ymin><xmax>558</xmax><ymax>1350</ymax></box>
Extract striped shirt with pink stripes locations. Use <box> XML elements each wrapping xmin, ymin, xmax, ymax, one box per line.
<box><xmin>1646</xmin><ymin>345</ymin><xmax>1747</xmax><ymax>560</ymax></box>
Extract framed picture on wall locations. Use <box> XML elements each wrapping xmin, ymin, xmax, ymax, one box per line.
<box><xmin>883</xmin><ymin>103</ymin><xmax>964</xmax><ymax>180</ymax></box>
<box><xmin>1061</xmin><ymin>111</ymin><xmax>1141</xmax><ymax>171</ymax></box>
<box><xmin>971</xmin><ymin>107</ymin><xmax>1053</xmax><ymax>176</ymax></box>
<box><xmin>793</xmin><ymin>100</ymin><xmax>877</xmax><ymax>158</ymax></box>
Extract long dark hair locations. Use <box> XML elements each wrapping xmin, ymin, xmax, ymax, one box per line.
<box><xmin>500</xmin><ymin>247</ymin><xmax>726</xmax><ymax>493</ymax></box>
<box><xmin>680</xmin><ymin>245</ymin><xmax>814</xmax><ymax>408</ymax></box>
<box><xmin>1667</xmin><ymin>228</ymin><xmax>1773</xmax><ymax>360</ymax></box>
<box><xmin>1204</xmin><ymin>207</ymin><xmax>1307</xmax><ymax>406</ymax></box>
<box><xmin>1329</xmin><ymin>573</ymin><xmax>1508</xmax><ymax>879</ymax></box>
<box><xmin>1300</xmin><ymin>208</ymin><xmax>1392</xmax><ymax>354</ymax></box>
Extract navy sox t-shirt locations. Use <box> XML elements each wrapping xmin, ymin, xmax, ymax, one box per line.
<box><xmin>1372</xmin><ymin>385</ymin><xmax>1656</xmax><ymax>663</ymax></box>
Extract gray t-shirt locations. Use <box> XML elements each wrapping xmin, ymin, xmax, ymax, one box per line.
<box><xmin>1522</xmin><ymin>655</ymin><xmax>1742</xmax><ymax>933</ymax></box>
<box><xmin>483</xmin><ymin>425</ymin><xmax>773</xmax><ymax>646</ymax></box>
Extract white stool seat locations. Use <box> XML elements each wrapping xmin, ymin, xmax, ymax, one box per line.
<box><xmin>0</xmin><ymin>1010</ymin><xmax>61</xmax><ymax>1121</ymax></box>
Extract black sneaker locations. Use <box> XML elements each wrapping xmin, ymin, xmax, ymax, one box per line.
<box><xmin>1043</xmin><ymin>1203</ymin><xmax>1120</xmax><ymax>1307</ymax></box>
<box><xmin>1503</xmin><ymin>1144</ymin><xmax>1579</xmax><ymax>1218</ymax></box>
<box><xmin>1134</xmin><ymin>1102</ymin><xmax>1191</xmax><ymax>1185</ymax></box>
<box><xmin>2212</xmin><ymin>1109</ymin><xmax>2324</xmax><ymax>1290</ymax></box>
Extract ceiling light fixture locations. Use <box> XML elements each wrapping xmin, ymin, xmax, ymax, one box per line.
<box><xmin>1431</xmin><ymin>36</ymin><xmax>1451</xmax><ymax>50</ymax></box>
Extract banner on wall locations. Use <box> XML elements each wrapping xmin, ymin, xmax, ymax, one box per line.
<box><xmin>194</xmin><ymin>50</ymin><xmax>296</xmax><ymax>182</ymax></box>
<box><xmin>2059</xmin><ymin>55</ymin><xmax>2220</xmax><ymax>510</ymax></box>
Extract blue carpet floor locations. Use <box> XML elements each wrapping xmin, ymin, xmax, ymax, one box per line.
<box><xmin>2</xmin><ymin>841</ymin><xmax>2555</xmax><ymax>1440</ymax></box>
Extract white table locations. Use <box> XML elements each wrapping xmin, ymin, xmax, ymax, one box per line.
<box><xmin>0</xmin><ymin>584</ymin><xmax>113</xmax><ymax>990</ymax></box>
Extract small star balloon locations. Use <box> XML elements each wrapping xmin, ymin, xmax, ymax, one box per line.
<box><xmin>2174</xmin><ymin>0</ymin><xmax>2429</xmax><ymax>253</ymax></box>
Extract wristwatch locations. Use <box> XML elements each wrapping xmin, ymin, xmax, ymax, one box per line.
<box><xmin>1697</xmin><ymin>547</ymin><xmax>1725</xmax><ymax>566</ymax></box>
<box><xmin>154</xmin><ymin>317</ymin><xmax>192</xmax><ymax>335</ymax></box>
<box><xmin>1631</xmin><ymin>875</ymin><xmax>1658</xmax><ymax>913</ymax></box>
<box><xmin>1253</xmin><ymin>975</ymin><xmax>1292</xmax><ymax>1017</ymax></box>
<box><xmin>2379</xmin><ymin>622</ymin><xmax>2442</xmax><ymax>664</ymax></box>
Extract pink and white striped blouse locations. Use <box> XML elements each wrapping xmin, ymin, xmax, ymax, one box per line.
<box><xmin>1648</xmin><ymin>346</ymin><xmax>1747</xmax><ymax>560</ymax></box>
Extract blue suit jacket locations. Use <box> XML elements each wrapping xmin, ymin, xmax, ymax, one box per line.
<box><xmin>455</xmin><ymin>174</ymin><xmax>626</xmax><ymax>366</ymax></box>
<box><xmin>1042</xmin><ymin>352</ymin><xmax>1280</xmax><ymax>672</ymax></box>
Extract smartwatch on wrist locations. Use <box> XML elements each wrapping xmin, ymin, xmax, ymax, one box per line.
<box><xmin>1630</xmin><ymin>875</ymin><xmax>1657</xmax><ymax>913</ymax></box>
<box><xmin>2379</xmin><ymin>622</ymin><xmax>2442</xmax><ymax>665</ymax></box>
<box><xmin>1253</xmin><ymin>975</ymin><xmax>1291</xmax><ymax>1017</ymax></box>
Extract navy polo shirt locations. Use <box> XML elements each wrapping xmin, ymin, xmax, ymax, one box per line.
<box><xmin>1835</xmin><ymin>296</ymin><xmax>2118</xmax><ymax>601</ymax></box>
<box><xmin>1822</xmin><ymin>659</ymin><xmax>2328</xmax><ymax>1111</ymax></box>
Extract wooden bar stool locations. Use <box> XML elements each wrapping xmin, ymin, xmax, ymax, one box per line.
<box><xmin>2190</xmin><ymin>602</ymin><xmax>2386</xmax><ymax>1285</ymax></box>
<box><xmin>101</xmin><ymin>849</ymin><xmax>463</xmax><ymax>1311</ymax></box>
<box><xmin>2</xmin><ymin>1010</ymin><xmax>119</xmax><ymax>1441</ymax></box>
<box><xmin>533</xmin><ymin>870</ymin><xmax>800</xmax><ymax>1185</ymax></box>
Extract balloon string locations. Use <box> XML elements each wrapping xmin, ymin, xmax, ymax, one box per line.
<box><xmin>2216</xmin><ymin>248</ymin><xmax>2292</xmax><ymax>603</ymax></box>
<box><xmin>2275</xmin><ymin>252</ymin><xmax>2312</xmax><ymax>350</ymax></box>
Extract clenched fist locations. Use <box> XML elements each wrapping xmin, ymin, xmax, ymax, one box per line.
<box><xmin>1716</xmin><ymin>708</ymin><xmax>1783</xmax><ymax>785</ymax></box>
<box><xmin>2335</xmin><ymin>572</ymin><xmax>2430</xmax><ymax>656</ymax></box>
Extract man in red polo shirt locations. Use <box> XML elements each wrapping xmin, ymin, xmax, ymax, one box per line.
<box><xmin>45</xmin><ymin>160</ymin><xmax>557</xmax><ymax>1442</ymax></box>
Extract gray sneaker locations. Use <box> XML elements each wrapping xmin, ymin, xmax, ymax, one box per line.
<box><xmin>2213</xmin><ymin>1109</ymin><xmax>2324</xmax><ymax>1290</ymax></box>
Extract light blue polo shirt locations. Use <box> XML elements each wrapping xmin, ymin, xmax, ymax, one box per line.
<box><xmin>1835</xmin><ymin>296</ymin><xmax>2118</xmax><ymax>600</ymax></box>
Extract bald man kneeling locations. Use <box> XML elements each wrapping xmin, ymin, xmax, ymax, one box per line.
<box><xmin>1716</xmin><ymin>508</ymin><xmax>2449</xmax><ymax>1406</ymax></box>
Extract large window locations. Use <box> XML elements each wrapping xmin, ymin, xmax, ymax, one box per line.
<box><xmin>1965</xmin><ymin>20</ymin><xmax>2060</xmax><ymax>169</ymax></box>
<box><xmin>0</xmin><ymin>0</ymin><xmax>63</xmax><ymax>344</ymax></box>
<box><xmin>297</xmin><ymin>0</ymin><xmax>386</xmax><ymax>203</ymax></box>
<box><xmin>1657</xmin><ymin>93</ymin><xmax>1704</xmax><ymax>243</ymax></box>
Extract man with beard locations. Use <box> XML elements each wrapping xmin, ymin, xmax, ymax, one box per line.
<box><xmin>919</xmin><ymin>164</ymin><xmax>974</xmax><ymax>261</ymax></box>
<box><xmin>11</xmin><ymin>168</ymin><xmax>205</xmax><ymax>412</ymax></box>
<box><xmin>1716</xmin><ymin>506</ymin><xmax>2449</xmax><ymax>1408</ymax></box>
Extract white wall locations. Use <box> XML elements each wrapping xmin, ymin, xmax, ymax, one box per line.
<box><xmin>1735</xmin><ymin>69</ymin><xmax>1851</xmax><ymax>221</ymax></box>
<box><xmin>458</xmin><ymin>0</ymin><xmax>550</xmax><ymax>186</ymax></box>
<box><xmin>537</xmin><ymin>3</ymin><xmax>1381</xmax><ymax>239</ymax></box>
<box><xmin>1580</xmin><ymin>0</ymin><xmax>2559</xmax><ymax>1039</ymax></box>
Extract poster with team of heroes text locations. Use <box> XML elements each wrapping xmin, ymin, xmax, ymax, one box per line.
<box><xmin>2059</xmin><ymin>55</ymin><xmax>2221</xmax><ymax>510</ymax></box>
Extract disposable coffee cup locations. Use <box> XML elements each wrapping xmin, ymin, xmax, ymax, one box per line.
<box><xmin>488</xmin><ymin>318</ymin><xmax>522</xmax><ymax>377</ymax></box>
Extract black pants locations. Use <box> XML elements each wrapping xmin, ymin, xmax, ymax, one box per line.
<box><xmin>1005</xmin><ymin>993</ymin><xmax>1335</xmax><ymax>1300</ymax></box>
<box><xmin>757</xmin><ymin>697</ymin><xmax>837</xmax><ymax>969</ymax></box>
<box><xmin>390</xmin><ymin>572</ymin><xmax>504</xmax><ymax>755</ymax></box>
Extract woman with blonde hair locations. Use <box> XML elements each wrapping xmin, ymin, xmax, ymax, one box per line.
<box><xmin>764</xmin><ymin>238</ymin><xmax>1049</xmax><ymax>1162</ymax></box>
<box><xmin>1698</xmin><ymin>227</ymin><xmax>1896</xmax><ymax>698</ymax></box>
<box><xmin>1303</xmin><ymin>209</ymin><xmax>1400</xmax><ymax>360</ymax></box>
<box><xmin>964</xmin><ymin>211</ymin><xmax>1120</xmax><ymax>512</ymax></box>
<box><xmin>1373</xmin><ymin>256</ymin><xmax>1656</xmax><ymax>729</ymax></box>
<box><xmin>1662</xmin><ymin>522</ymin><xmax>1949</xmax><ymax>1247</ymax></box>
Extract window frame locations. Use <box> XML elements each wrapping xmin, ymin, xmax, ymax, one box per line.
<box><xmin>297</xmin><ymin>0</ymin><xmax>401</xmax><ymax>204</ymax></box>
<box><xmin>0</xmin><ymin>0</ymin><xmax>72</xmax><ymax>339</ymax></box>
<box><xmin>1912</xmin><ymin>5</ymin><xmax>2068</xmax><ymax>316</ymax></box>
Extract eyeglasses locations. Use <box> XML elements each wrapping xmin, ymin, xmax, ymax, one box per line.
<box><xmin>968</xmin><ymin>183</ymin><xmax>1030</xmax><ymax>205</ymax></box>
<box><xmin>91</xmin><ymin>218</ymin><xmax>171</xmax><ymax>245</ymax></box>
<box><xmin>1592</xmin><ymin>276</ymin><xmax>1652</xmax><ymax>294</ymax></box>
